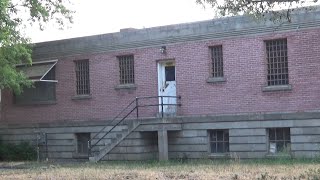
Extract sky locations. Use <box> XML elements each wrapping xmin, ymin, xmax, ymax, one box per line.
<box><xmin>28</xmin><ymin>0</ymin><xmax>216</xmax><ymax>43</ymax></box>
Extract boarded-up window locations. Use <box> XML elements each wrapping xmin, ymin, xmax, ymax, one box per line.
<box><xmin>209</xmin><ymin>130</ymin><xmax>229</xmax><ymax>153</ymax></box>
<box><xmin>266</xmin><ymin>39</ymin><xmax>289</xmax><ymax>86</ymax></box>
<box><xmin>15</xmin><ymin>67</ymin><xmax>56</xmax><ymax>104</ymax></box>
<box><xmin>210</xmin><ymin>45</ymin><xmax>224</xmax><ymax>78</ymax></box>
<box><xmin>268</xmin><ymin>128</ymin><xmax>290</xmax><ymax>154</ymax></box>
<box><xmin>76</xmin><ymin>133</ymin><xmax>90</xmax><ymax>154</ymax></box>
<box><xmin>75</xmin><ymin>60</ymin><xmax>90</xmax><ymax>95</ymax></box>
<box><xmin>118</xmin><ymin>55</ymin><xmax>134</xmax><ymax>84</ymax></box>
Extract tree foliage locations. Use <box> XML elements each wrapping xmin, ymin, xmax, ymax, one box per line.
<box><xmin>196</xmin><ymin>0</ymin><xmax>319</xmax><ymax>22</ymax></box>
<box><xmin>0</xmin><ymin>0</ymin><xmax>73</xmax><ymax>94</ymax></box>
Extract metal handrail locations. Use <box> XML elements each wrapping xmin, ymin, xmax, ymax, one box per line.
<box><xmin>88</xmin><ymin>95</ymin><xmax>181</xmax><ymax>157</ymax></box>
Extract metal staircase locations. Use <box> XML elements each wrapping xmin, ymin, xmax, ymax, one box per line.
<box><xmin>88</xmin><ymin>96</ymin><xmax>181</xmax><ymax>162</ymax></box>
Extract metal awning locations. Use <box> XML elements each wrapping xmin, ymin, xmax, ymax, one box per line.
<box><xmin>16</xmin><ymin>60</ymin><xmax>58</xmax><ymax>82</ymax></box>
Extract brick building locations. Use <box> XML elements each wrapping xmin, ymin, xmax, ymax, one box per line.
<box><xmin>1</xmin><ymin>9</ymin><xmax>320</xmax><ymax>161</ymax></box>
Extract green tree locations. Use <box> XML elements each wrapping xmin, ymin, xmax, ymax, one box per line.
<box><xmin>196</xmin><ymin>0</ymin><xmax>319</xmax><ymax>22</ymax></box>
<box><xmin>0</xmin><ymin>0</ymin><xmax>73</xmax><ymax>94</ymax></box>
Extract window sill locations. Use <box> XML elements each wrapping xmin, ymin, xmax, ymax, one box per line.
<box><xmin>265</xmin><ymin>153</ymin><xmax>292</xmax><ymax>158</ymax></box>
<box><xmin>206</xmin><ymin>77</ymin><xmax>226</xmax><ymax>83</ymax></box>
<box><xmin>72</xmin><ymin>95</ymin><xmax>92</xmax><ymax>100</ymax></box>
<box><xmin>15</xmin><ymin>100</ymin><xmax>57</xmax><ymax>106</ymax></box>
<box><xmin>208</xmin><ymin>153</ymin><xmax>230</xmax><ymax>159</ymax></box>
<box><xmin>262</xmin><ymin>84</ymin><xmax>292</xmax><ymax>92</ymax></box>
<box><xmin>72</xmin><ymin>153</ymin><xmax>89</xmax><ymax>159</ymax></box>
<box><xmin>114</xmin><ymin>84</ymin><xmax>137</xmax><ymax>90</ymax></box>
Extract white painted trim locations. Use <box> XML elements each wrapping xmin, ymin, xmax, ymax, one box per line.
<box><xmin>16</xmin><ymin>59</ymin><xmax>58</xmax><ymax>67</ymax></box>
<box><xmin>39</xmin><ymin>61</ymin><xmax>58</xmax><ymax>82</ymax></box>
<box><xmin>32</xmin><ymin>79</ymin><xmax>58</xmax><ymax>83</ymax></box>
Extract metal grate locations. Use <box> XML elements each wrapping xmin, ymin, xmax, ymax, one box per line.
<box><xmin>210</xmin><ymin>45</ymin><xmax>224</xmax><ymax>78</ymax></box>
<box><xmin>269</xmin><ymin>128</ymin><xmax>291</xmax><ymax>153</ymax></box>
<box><xmin>75</xmin><ymin>60</ymin><xmax>90</xmax><ymax>95</ymax></box>
<box><xmin>266</xmin><ymin>39</ymin><xmax>289</xmax><ymax>86</ymax></box>
<box><xmin>118</xmin><ymin>55</ymin><xmax>134</xmax><ymax>84</ymax></box>
<box><xmin>209</xmin><ymin>130</ymin><xmax>229</xmax><ymax>153</ymax></box>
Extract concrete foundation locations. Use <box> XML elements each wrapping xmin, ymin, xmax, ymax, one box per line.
<box><xmin>1</xmin><ymin>111</ymin><xmax>320</xmax><ymax>161</ymax></box>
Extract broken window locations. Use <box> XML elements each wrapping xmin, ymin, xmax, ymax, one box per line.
<box><xmin>118</xmin><ymin>55</ymin><xmax>134</xmax><ymax>84</ymax></box>
<box><xmin>266</xmin><ymin>39</ymin><xmax>289</xmax><ymax>86</ymax></box>
<box><xmin>209</xmin><ymin>130</ymin><xmax>229</xmax><ymax>153</ymax></box>
<box><xmin>76</xmin><ymin>133</ymin><xmax>90</xmax><ymax>154</ymax></box>
<box><xmin>210</xmin><ymin>45</ymin><xmax>224</xmax><ymax>78</ymax></box>
<box><xmin>268</xmin><ymin>128</ymin><xmax>291</xmax><ymax>154</ymax></box>
<box><xmin>75</xmin><ymin>60</ymin><xmax>90</xmax><ymax>95</ymax></box>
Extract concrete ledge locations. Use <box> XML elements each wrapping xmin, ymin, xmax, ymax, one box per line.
<box><xmin>262</xmin><ymin>84</ymin><xmax>292</xmax><ymax>92</ymax></box>
<box><xmin>114</xmin><ymin>84</ymin><xmax>137</xmax><ymax>90</ymax></box>
<box><xmin>3</xmin><ymin>111</ymin><xmax>320</xmax><ymax>129</ymax></box>
<box><xmin>206</xmin><ymin>77</ymin><xmax>226</xmax><ymax>83</ymax></box>
<box><xmin>136</xmin><ymin>123</ymin><xmax>182</xmax><ymax>132</ymax></box>
<box><xmin>71</xmin><ymin>95</ymin><xmax>92</xmax><ymax>100</ymax></box>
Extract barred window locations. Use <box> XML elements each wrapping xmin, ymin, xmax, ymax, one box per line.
<box><xmin>209</xmin><ymin>130</ymin><xmax>229</xmax><ymax>153</ymax></box>
<box><xmin>118</xmin><ymin>55</ymin><xmax>134</xmax><ymax>84</ymax></box>
<box><xmin>268</xmin><ymin>128</ymin><xmax>291</xmax><ymax>154</ymax></box>
<box><xmin>75</xmin><ymin>60</ymin><xmax>90</xmax><ymax>95</ymax></box>
<box><xmin>210</xmin><ymin>45</ymin><xmax>224</xmax><ymax>78</ymax></box>
<box><xmin>266</xmin><ymin>39</ymin><xmax>289</xmax><ymax>86</ymax></box>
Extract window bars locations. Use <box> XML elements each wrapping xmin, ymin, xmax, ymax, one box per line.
<box><xmin>266</xmin><ymin>39</ymin><xmax>289</xmax><ymax>86</ymax></box>
<box><xmin>209</xmin><ymin>130</ymin><xmax>229</xmax><ymax>153</ymax></box>
<box><xmin>75</xmin><ymin>60</ymin><xmax>90</xmax><ymax>95</ymax></box>
<box><xmin>118</xmin><ymin>55</ymin><xmax>135</xmax><ymax>84</ymax></box>
<box><xmin>269</xmin><ymin>128</ymin><xmax>291</xmax><ymax>153</ymax></box>
<box><xmin>210</xmin><ymin>45</ymin><xmax>224</xmax><ymax>78</ymax></box>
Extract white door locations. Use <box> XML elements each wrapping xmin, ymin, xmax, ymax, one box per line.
<box><xmin>158</xmin><ymin>61</ymin><xmax>176</xmax><ymax>115</ymax></box>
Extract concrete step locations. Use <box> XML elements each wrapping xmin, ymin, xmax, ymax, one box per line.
<box><xmin>89</xmin><ymin>119</ymin><xmax>140</xmax><ymax>162</ymax></box>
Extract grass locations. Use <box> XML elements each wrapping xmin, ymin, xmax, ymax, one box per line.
<box><xmin>1</xmin><ymin>159</ymin><xmax>320</xmax><ymax>179</ymax></box>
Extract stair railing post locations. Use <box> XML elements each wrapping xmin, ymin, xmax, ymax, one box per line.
<box><xmin>136</xmin><ymin>97</ymin><xmax>139</xmax><ymax>118</ymax></box>
<box><xmin>161</xmin><ymin>96</ymin><xmax>164</xmax><ymax>118</ymax></box>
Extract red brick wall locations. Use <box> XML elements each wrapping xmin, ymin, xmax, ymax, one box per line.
<box><xmin>1</xmin><ymin>28</ymin><xmax>320</xmax><ymax>124</ymax></box>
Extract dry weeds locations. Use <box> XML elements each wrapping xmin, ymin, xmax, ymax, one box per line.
<box><xmin>0</xmin><ymin>160</ymin><xmax>320</xmax><ymax>180</ymax></box>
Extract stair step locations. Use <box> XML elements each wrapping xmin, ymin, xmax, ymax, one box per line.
<box><xmin>89</xmin><ymin>119</ymin><xmax>140</xmax><ymax>162</ymax></box>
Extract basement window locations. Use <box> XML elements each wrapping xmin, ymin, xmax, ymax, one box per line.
<box><xmin>76</xmin><ymin>133</ymin><xmax>90</xmax><ymax>154</ymax></box>
<box><xmin>209</xmin><ymin>130</ymin><xmax>229</xmax><ymax>154</ymax></box>
<box><xmin>118</xmin><ymin>55</ymin><xmax>135</xmax><ymax>84</ymax></box>
<box><xmin>268</xmin><ymin>128</ymin><xmax>291</xmax><ymax>154</ymax></box>
<box><xmin>75</xmin><ymin>60</ymin><xmax>90</xmax><ymax>95</ymax></box>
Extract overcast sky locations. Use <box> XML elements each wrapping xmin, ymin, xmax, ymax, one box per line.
<box><xmin>27</xmin><ymin>0</ymin><xmax>215</xmax><ymax>43</ymax></box>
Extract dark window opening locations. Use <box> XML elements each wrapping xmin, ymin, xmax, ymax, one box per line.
<box><xmin>268</xmin><ymin>128</ymin><xmax>291</xmax><ymax>154</ymax></box>
<box><xmin>209</xmin><ymin>130</ymin><xmax>229</xmax><ymax>153</ymax></box>
<box><xmin>165</xmin><ymin>66</ymin><xmax>175</xmax><ymax>81</ymax></box>
<box><xmin>118</xmin><ymin>55</ymin><xmax>134</xmax><ymax>84</ymax></box>
<box><xmin>14</xmin><ymin>67</ymin><xmax>56</xmax><ymax>104</ymax></box>
<box><xmin>210</xmin><ymin>45</ymin><xmax>224</xmax><ymax>78</ymax></box>
<box><xmin>266</xmin><ymin>39</ymin><xmax>289</xmax><ymax>86</ymax></box>
<box><xmin>76</xmin><ymin>133</ymin><xmax>90</xmax><ymax>154</ymax></box>
<box><xmin>75</xmin><ymin>60</ymin><xmax>90</xmax><ymax>95</ymax></box>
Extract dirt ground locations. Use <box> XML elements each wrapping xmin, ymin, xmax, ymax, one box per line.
<box><xmin>0</xmin><ymin>160</ymin><xmax>320</xmax><ymax>180</ymax></box>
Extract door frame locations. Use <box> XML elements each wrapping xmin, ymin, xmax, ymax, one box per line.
<box><xmin>157</xmin><ymin>60</ymin><xmax>176</xmax><ymax>113</ymax></box>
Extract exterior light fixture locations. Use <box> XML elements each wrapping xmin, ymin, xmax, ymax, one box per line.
<box><xmin>160</xmin><ymin>46</ymin><xmax>166</xmax><ymax>54</ymax></box>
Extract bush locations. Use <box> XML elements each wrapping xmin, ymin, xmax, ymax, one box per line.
<box><xmin>0</xmin><ymin>140</ymin><xmax>37</xmax><ymax>161</ymax></box>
